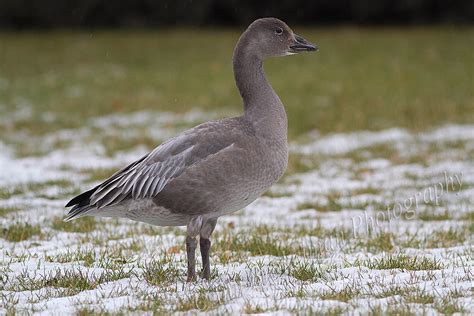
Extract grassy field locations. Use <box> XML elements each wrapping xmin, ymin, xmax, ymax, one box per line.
<box><xmin>0</xmin><ymin>27</ymin><xmax>473</xmax><ymax>314</ymax></box>
<box><xmin>1</xmin><ymin>27</ymin><xmax>473</xmax><ymax>139</ymax></box>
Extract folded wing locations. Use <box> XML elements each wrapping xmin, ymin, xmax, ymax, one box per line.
<box><xmin>65</xmin><ymin>121</ymin><xmax>241</xmax><ymax>220</ymax></box>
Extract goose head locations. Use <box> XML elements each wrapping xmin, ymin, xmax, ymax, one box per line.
<box><xmin>241</xmin><ymin>17</ymin><xmax>318</xmax><ymax>59</ymax></box>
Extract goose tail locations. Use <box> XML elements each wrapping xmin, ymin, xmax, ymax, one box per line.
<box><xmin>64</xmin><ymin>187</ymin><xmax>97</xmax><ymax>221</ymax></box>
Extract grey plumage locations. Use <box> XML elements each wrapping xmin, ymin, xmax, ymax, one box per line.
<box><xmin>65</xmin><ymin>17</ymin><xmax>317</xmax><ymax>281</ymax></box>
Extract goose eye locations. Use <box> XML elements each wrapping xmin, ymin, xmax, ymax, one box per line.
<box><xmin>275</xmin><ymin>28</ymin><xmax>283</xmax><ymax>35</ymax></box>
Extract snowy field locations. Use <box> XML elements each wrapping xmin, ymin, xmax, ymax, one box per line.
<box><xmin>0</xmin><ymin>108</ymin><xmax>473</xmax><ymax>314</ymax></box>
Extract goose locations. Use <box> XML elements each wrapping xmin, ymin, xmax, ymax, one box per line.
<box><xmin>65</xmin><ymin>17</ymin><xmax>317</xmax><ymax>281</ymax></box>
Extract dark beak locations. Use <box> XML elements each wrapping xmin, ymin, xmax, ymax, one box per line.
<box><xmin>289</xmin><ymin>34</ymin><xmax>318</xmax><ymax>53</ymax></box>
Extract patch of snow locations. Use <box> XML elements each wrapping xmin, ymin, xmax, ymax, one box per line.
<box><xmin>0</xmin><ymin>118</ymin><xmax>473</xmax><ymax>314</ymax></box>
<box><xmin>293</xmin><ymin>128</ymin><xmax>411</xmax><ymax>155</ymax></box>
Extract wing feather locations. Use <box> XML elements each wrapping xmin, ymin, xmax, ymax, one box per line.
<box><xmin>66</xmin><ymin>118</ymin><xmax>246</xmax><ymax>218</ymax></box>
<box><xmin>88</xmin><ymin>136</ymin><xmax>227</xmax><ymax>208</ymax></box>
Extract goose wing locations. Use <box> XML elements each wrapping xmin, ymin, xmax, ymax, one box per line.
<box><xmin>65</xmin><ymin>120</ymin><xmax>244</xmax><ymax>218</ymax></box>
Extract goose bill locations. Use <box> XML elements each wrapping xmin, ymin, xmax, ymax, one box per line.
<box><xmin>289</xmin><ymin>34</ymin><xmax>318</xmax><ymax>53</ymax></box>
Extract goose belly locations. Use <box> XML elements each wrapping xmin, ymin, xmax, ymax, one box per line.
<box><xmin>91</xmin><ymin>199</ymin><xmax>190</xmax><ymax>226</ymax></box>
<box><xmin>154</xmin><ymin>146</ymin><xmax>287</xmax><ymax>217</ymax></box>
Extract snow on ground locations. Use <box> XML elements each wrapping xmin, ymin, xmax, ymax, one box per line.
<box><xmin>0</xmin><ymin>110</ymin><xmax>473</xmax><ymax>314</ymax></box>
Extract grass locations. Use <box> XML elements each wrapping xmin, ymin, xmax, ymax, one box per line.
<box><xmin>243</xmin><ymin>304</ymin><xmax>266</xmax><ymax>314</ymax></box>
<box><xmin>101</xmin><ymin>135</ymin><xmax>160</xmax><ymax>157</ymax></box>
<box><xmin>434</xmin><ymin>297</ymin><xmax>466</xmax><ymax>314</ymax></box>
<box><xmin>364</xmin><ymin>254</ymin><xmax>443</xmax><ymax>271</ymax></box>
<box><xmin>81</xmin><ymin>167</ymin><xmax>120</xmax><ymax>182</ymax></box>
<box><xmin>129</xmin><ymin>294</ymin><xmax>165</xmax><ymax>314</ymax></box>
<box><xmin>0</xmin><ymin>27</ymin><xmax>472</xmax><ymax>144</ymax></box>
<box><xmin>369</xmin><ymin>304</ymin><xmax>418</xmax><ymax>316</ymax></box>
<box><xmin>287</xmin><ymin>261</ymin><xmax>324</xmax><ymax>282</ymax></box>
<box><xmin>0</xmin><ymin>206</ymin><xmax>20</xmax><ymax>217</ymax></box>
<box><xmin>214</xmin><ymin>229</ymin><xmax>309</xmax><ymax>258</ymax></box>
<box><xmin>0</xmin><ymin>222</ymin><xmax>42</xmax><ymax>242</ymax></box>
<box><xmin>425</xmin><ymin>228</ymin><xmax>468</xmax><ymax>248</ymax></box>
<box><xmin>292</xmin><ymin>225</ymin><xmax>352</xmax><ymax>240</ymax></box>
<box><xmin>377</xmin><ymin>286</ymin><xmax>436</xmax><ymax>304</ymax></box>
<box><xmin>297</xmin><ymin>193</ymin><xmax>343</xmax><ymax>212</ymax></box>
<box><xmin>46</xmin><ymin>242</ymin><xmax>142</xmax><ymax>270</ymax></box>
<box><xmin>176</xmin><ymin>292</ymin><xmax>222</xmax><ymax>312</ymax></box>
<box><xmin>9</xmin><ymin>267</ymin><xmax>132</xmax><ymax>295</ymax></box>
<box><xmin>211</xmin><ymin>224</ymin><xmax>353</xmax><ymax>261</ymax></box>
<box><xmin>51</xmin><ymin>216</ymin><xmax>97</xmax><ymax>233</ymax></box>
<box><xmin>75</xmin><ymin>307</ymin><xmax>108</xmax><ymax>316</ymax></box>
<box><xmin>0</xmin><ymin>180</ymin><xmax>74</xmax><ymax>199</ymax></box>
<box><xmin>319</xmin><ymin>286</ymin><xmax>360</xmax><ymax>302</ymax></box>
<box><xmin>176</xmin><ymin>291</ymin><xmax>221</xmax><ymax>312</ymax></box>
<box><xmin>404</xmin><ymin>290</ymin><xmax>435</xmax><ymax>304</ymax></box>
<box><xmin>141</xmin><ymin>258</ymin><xmax>181</xmax><ymax>285</ymax></box>
<box><xmin>359</xmin><ymin>232</ymin><xmax>395</xmax><ymax>253</ymax></box>
<box><xmin>461</xmin><ymin>211</ymin><xmax>474</xmax><ymax>222</ymax></box>
<box><xmin>418</xmin><ymin>209</ymin><xmax>451</xmax><ymax>221</ymax></box>
<box><xmin>46</xmin><ymin>248</ymin><xmax>96</xmax><ymax>267</ymax></box>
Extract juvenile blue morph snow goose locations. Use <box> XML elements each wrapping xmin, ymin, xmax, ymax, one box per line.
<box><xmin>66</xmin><ymin>17</ymin><xmax>317</xmax><ymax>281</ymax></box>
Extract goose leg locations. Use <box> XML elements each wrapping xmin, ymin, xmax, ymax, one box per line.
<box><xmin>200</xmin><ymin>218</ymin><xmax>218</xmax><ymax>280</ymax></box>
<box><xmin>186</xmin><ymin>216</ymin><xmax>203</xmax><ymax>282</ymax></box>
<box><xmin>186</xmin><ymin>235</ymin><xmax>197</xmax><ymax>282</ymax></box>
<box><xmin>199</xmin><ymin>238</ymin><xmax>211</xmax><ymax>279</ymax></box>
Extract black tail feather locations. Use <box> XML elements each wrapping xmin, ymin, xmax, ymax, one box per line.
<box><xmin>64</xmin><ymin>204</ymin><xmax>93</xmax><ymax>221</ymax></box>
<box><xmin>64</xmin><ymin>186</ymin><xmax>100</xmax><ymax>221</ymax></box>
<box><xmin>65</xmin><ymin>186</ymin><xmax>98</xmax><ymax>207</ymax></box>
